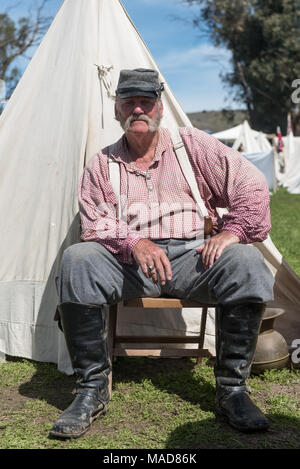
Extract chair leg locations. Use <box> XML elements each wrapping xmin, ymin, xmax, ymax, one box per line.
<box><xmin>197</xmin><ymin>306</ymin><xmax>208</xmax><ymax>364</ymax></box>
<box><xmin>108</xmin><ymin>304</ymin><xmax>118</xmax><ymax>398</ymax></box>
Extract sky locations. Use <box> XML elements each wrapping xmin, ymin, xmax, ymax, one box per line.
<box><xmin>0</xmin><ymin>0</ymin><xmax>238</xmax><ymax>113</ymax></box>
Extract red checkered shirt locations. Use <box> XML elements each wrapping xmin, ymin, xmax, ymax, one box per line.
<box><xmin>79</xmin><ymin>127</ymin><xmax>271</xmax><ymax>264</ymax></box>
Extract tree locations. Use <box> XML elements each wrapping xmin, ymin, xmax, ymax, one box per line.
<box><xmin>0</xmin><ymin>1</ymin><xmax>52</xmax><ymax>101</ymax></box>
<box><xmin>182</xmin><ymin>0</ymin><xmax>300</xmax><ymax>135</ymax></box>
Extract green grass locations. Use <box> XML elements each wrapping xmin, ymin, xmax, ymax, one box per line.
<box><xmin>0</xmin><ymin>188</ymin><xmax>299</xmax><ymax>449</ymax></box>
<box><xmin>0</xmin><ymin>357</ymin><xmax>300</xmax><ymax>449</ymax></box>
<box><xmin>270</xmin><ymin>187</ymin><xmax>300</xmax><ymax>276</ymax></box>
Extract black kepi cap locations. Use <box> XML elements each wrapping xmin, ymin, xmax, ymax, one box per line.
<box><xmin>116</xmin><ymin>68</ymin><xmax>164</xmax><ymax>99</ymax></box>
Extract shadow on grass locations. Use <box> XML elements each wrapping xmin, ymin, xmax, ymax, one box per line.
<box><xmin>17</xmin><ymin>360</ymin><xmax>75</xmax><ymax>412</ymax></box>
<box><xmin>113</xmin><ymin>356</ymin><xmax>216</xmax><ymax>411</ymax></box>
<box><xmin>165</xmin><ymin>413</ymin><xmax>300</xmax><ymax>449</ymax></box>
<box><xmin>17</xmin><ymin>356</ymin><xmax>216</xmax><ymax>413</ymax></box>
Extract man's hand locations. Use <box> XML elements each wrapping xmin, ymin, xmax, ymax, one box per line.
<box><xmin>132</xmin><ymin>239</ymin><xmax>172</xmax><ymax>285</ymax></box>
<box><xmin>196</xmin><ymin>231</ymin><xmax>240</xmax><ymax>269</ymax></box>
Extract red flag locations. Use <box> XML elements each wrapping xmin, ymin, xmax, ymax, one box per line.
<box><xmin>276</xmin><ymin>126</ymin><xmax>284</xmax><ymax>152</ymax></box>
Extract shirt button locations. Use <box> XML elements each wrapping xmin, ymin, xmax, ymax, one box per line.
<box><xmin>146</xmin><ymin>174</ymin><xmax>152</xmax><ymax>180</ymax></box>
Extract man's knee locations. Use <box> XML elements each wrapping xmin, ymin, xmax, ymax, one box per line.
<box><xmin>213</xmin><ymin>244</ymin><xmax>274</xmax><ymax>303</ymax></box>
<box><xmin>222</xmin><ymin>243</ymin><xmax>274</xmax><ymax>291</ymax></box>
<box><xmin>223</xmin><ymin>244</ymin><xmax>265</xmax><ymax>273</ymax></box>
<box><xmin>58</xmin><ymin>242</ymin><xmax>109</xmax><ymax>304</ymax></box>
<box><xmin>61</xmin><ymin>242</ymin><xmax>100</xmax><ymax>271</ymax></box>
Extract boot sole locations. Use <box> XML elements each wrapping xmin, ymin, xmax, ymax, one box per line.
<box><xmin>49</xmin><ymin>405</ymin><xmax>108</xmax><ymax>439</ymax></box>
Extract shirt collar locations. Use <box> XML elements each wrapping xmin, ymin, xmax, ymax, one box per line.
<box><xmin>109</xmin><ymin>128</ymin><xmax>171</xmax><ymax>172</ymax></box>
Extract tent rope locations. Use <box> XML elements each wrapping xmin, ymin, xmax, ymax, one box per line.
<box><xmin>95</xmin><ymin>64</ymin><xmax>115</xmax><ymax>99</ymax></box>
<box><xmin>95</xmin><ymin>64</ymin><xmax>115</xmax><ymax>128</ymax></box>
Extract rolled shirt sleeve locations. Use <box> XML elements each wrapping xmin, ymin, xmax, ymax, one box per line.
<box><xmin>182</xmin><ymin>128</ymin><xmax>271</xmax><ymax>244</ymax></box>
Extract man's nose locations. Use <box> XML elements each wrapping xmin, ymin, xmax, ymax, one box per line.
<box><xmin>132</xmin><ymin>103</ymin><xmax>144</xmax><ymax>114</ymax></box>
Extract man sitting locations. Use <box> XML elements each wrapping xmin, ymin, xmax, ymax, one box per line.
<box><xmin>50</xmin><ymin>68</ymin><xmax>274</xmax><ymax>439</ymax></box>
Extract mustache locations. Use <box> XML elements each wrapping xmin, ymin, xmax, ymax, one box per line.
<box><xmin>118</xmin><ymin>111</ymin><xmax>161</xmax><ymax>133</ymax></box>
<box><xmin>122</xmin><ymin>114</ymin><xmax>154</xmax><ymax>132</ymax></box>
<box><xmin>127</xmin><ymin>114</ymin><xmax>151</xmax><ymax>124</ymax></box>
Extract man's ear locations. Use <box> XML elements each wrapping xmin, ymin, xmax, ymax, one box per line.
<box><xmin>159</xmin><ymin>100</ymin><xmax>164</xmax><ymax>118</ymax></box>
<box><xmin>114</xmin><ymin>103</ymin><xmax>120</xmax><ymax>121</ymax></box>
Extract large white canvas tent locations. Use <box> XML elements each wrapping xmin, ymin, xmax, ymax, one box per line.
<box><xmin>0</xmin><ymin>0</ymin><xmax>300</xmax><ymax>374</ymax></box>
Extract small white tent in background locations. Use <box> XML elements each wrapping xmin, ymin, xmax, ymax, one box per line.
<box><xmin>232</xmin><ymin>120</ymin><xmax>271</xmax><ymax>153</ymax></box>
<box><xmin>212</xmin><ymin>120</ymin><xmax>261</xmax><ymax>145</ymax></box>
<box><xmin>233</xmin><ymin>121</ymin><xmax>275</xmax><ymax>191</ymax></box>
<box><xmin>213</xmin><ymin>120</ymin><xmax>275</xmax><ymax>190</ymax></box>
<box><xmin>0</xmin><ymin>0</ymin><xmax>299</xmax><ymax>373</ymax></box>
<box><xmin>276</xmin><ymin>130</ymin><xmax>300</xmax><ymax>194</ymax></box>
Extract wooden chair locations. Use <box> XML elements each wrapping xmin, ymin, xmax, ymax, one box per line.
<box><xmin>107</xmin><ymin>297</ymin><xmax>214</xmax><ymax>396</ymax></box>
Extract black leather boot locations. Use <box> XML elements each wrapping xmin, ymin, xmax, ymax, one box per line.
<box><xmin>50</xmin><ymin>302</ymin><xmax>111</xmax><ymax>439</ymax></box>
<box><xmin>214</xmin><ymin>303</ymin><xmax>269</xmax><ymax>432</ymax></box>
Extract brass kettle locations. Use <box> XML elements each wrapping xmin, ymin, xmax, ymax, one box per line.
<box><xmin>251</xmin><ymin>308</ymin><xmax>289</xmax><ymax>374</ymax></box>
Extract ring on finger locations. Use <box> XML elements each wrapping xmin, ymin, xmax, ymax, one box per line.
<box><xmin>147</xmin><ymin>265</ymin><xmax>156</xmax><ymax>275</ymax></box>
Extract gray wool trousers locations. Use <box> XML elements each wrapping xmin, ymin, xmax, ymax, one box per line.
<box><xmin>57</xmin><ymin>239</ymin><xmax>274</xmax><ymax>307</ymax></box>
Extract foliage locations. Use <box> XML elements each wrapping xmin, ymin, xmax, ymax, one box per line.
<box><xmin>183</xmin><ymin>0</ymin><xmax>300</xmax><ymax>135</ymax></box>
<box><xmin>0</xmin><ymin>1</ymin><xmax>52</xmax><ymax>99</ymax></box>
